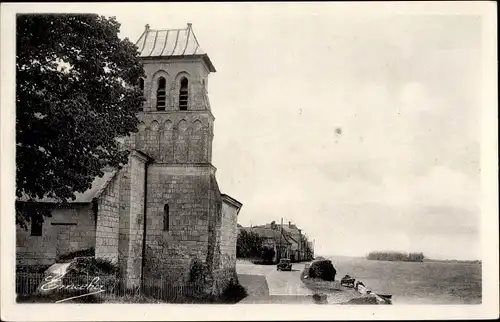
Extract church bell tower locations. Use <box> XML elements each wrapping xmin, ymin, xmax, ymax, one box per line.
<box><xmin>129</xmin><ymin>23</ymin><xmax>228</xmax><ymax>286</ymax></box>
<box><xmin>132</xmin><ymin>23</ymin><xmax>217</xmax><ymax>164</ymax></box>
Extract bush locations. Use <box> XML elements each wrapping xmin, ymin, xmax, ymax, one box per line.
<box><xmin>189</xmin><ymin>258</ymin><xmax>208</xmax><ymax>284</ymax></box>
<box><xmin>67</xmin><ymin>256</ymin><xmax>119</xmax><ymax>276</ymax></box>
<box><xmin>308</xmin><ymin>259</ymin><xmax>336</xmax><ymax>281</ymax></box>
<box><xmin>58</xmin><ymin>248</ymin><xmax>95</xmax><ymax>262</ymax></box>
<box><xmin>251</xmin><ymin>259</ymin><xmax>275</xmax><ymax>265</ymax></box>
<box><xmin>260</xmin><ymin>246</ymin><xmax>275</xmax><ymax>264</ymax></box>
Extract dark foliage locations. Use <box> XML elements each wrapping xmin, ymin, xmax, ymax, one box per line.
<box><xmin>67</xmin><ymin>256</ymin><xmax>119</xmax><ymax>276</ymax></box>
<box><xmin>189</xmin><ymin>258</ymin><xmax>208</xmax><ymax>284</ymax></box>
<box><xmin>312</xmin><ymin>293</ymin><xmax>328</xmax><ymax>304</ymax></box>
<box><xmin>308</xmin><ymin>259</ymin><xmax>337</xmax><ymax>281</ymax></box>
<box><xmin>236</xmin><ymin>229</ymin><xmax>262</xmax><ymax>258</ymax></box>
<box><xmin>367</xmin><ymin>251</ymin><xmax>425</xmax><ymax>262</ymax></box>
<box><xmin>251</xmin><ymin>259</ymin><xmax>276</xmax><ymax>265</ymax></box>
<box><xmin>260</xmin><ymin>245</ymin><xmax>276</xmax><ymax>264</ymax></box>
<box><xmin>16</xmin><ymin>14</ymin><xmax>145</xmax><ymax>227</ymax></box>
<box><xmin>57</xmin><ymin>247</ymin><xmax>95</xmax><ymax>261</ymax></box>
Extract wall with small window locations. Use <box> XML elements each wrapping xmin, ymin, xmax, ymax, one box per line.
<box><xmin>163</xmin><ymin>204</ymin><xmax>170</xmax><ymax>232</ymax></box>
<box><xmin>16</xmin><ymin>204</ymin><xmax>96</xmax><ymax>266</ymax></box>
<box><xmin>142</xmin><ymin>167</ymin><xmax>219</xmax><ymax>283</ymax></box>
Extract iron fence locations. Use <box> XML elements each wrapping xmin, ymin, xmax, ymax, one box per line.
<box><xmin>16</xmin><ymin>272</ymin><xmax>205</xmax><ymax>303</ymax></box>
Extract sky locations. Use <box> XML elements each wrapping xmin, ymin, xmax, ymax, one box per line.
<box><xmin>7</xmin><ymin>3</ymin><xmax>487</xmax><ymax>260</ymax></box>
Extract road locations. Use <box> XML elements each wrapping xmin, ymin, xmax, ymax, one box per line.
<box><xmin>236</xmin><ymin>261</ymin><xmax>315</xmax><ymax>303</ymax></box>
<box><xmin>236</xmin><ymin>260</ymin><xmax>365</xmax><ymax>304</ymax></box>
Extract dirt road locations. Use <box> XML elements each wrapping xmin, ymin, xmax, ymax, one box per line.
<box><xmin>236</xmin><ymin>261</ymin><xmax>315</xmax><ymax>303</ymax></box>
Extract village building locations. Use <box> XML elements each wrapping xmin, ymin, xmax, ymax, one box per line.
<box><xmin>16</xmin><ymin>23</ymin><xmax>242</xmax><ymax>294</ymax></box>
<box><xmin>282</xmin><ymin>222</ymin><xmax>308</xmax><ymax>262</ymax></box>
<box><xmin>255</xmin><ymin>221</ymin><xmax>311</xmax><ymax>262</ymax></box>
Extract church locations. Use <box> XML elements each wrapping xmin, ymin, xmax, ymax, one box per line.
<box><xmin>16</xmin><ymin>23</ymin><xmax>243</xmax><ymax>294</ymax></box>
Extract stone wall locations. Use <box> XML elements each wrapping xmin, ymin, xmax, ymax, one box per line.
<box><xmin>95</xmin><ymin>170</ymin><xmax>121</xmax><ymax>263</ymax></box>
<box><xmin>16</xmin><ymin>204</ymin><xmax>95</xmax><ymax>266</ymax></box>
<box><xmin>142</xmin><ymin>164</ymin><xmax>217</xmax><ymax>285</ymax></box>
<box><xmin>209</xmin><ymin>194</ymin><xmax>241</xmax><ymax>295</ymax></box>
<box><xmin>95</xmin><ymin>152</ymin><xmax>147</xmax><ymax>289</ymax></box>
<box><xmin>118</xmin><ymin>152</ymin><xmax>147</xmax><ymax>288</ymax></box>
<box><xmin>130</xmin><ymin>112</ymin><xmax>213</xmax><ymax>164</ymax></box>
<box><xmin>219</xmin><ymin>199</ymin><xmax>239</xmax><ymax>271</ymax></box>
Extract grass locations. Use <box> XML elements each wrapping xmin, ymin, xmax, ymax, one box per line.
<box><xmin>102</xmin><ymin>294</ymin><xmax>165</xmax><ymax>303</ymax></box>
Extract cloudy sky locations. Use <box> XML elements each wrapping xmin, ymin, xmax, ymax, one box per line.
<box><xmin>9</xmin><ymin>3</ymin><xmax>487</xmax><ymax>260</ymax></box>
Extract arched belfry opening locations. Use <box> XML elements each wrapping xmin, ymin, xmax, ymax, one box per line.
<box><xmin>157</xmin><ymin>77</ymin><xmax>167</xmax><ymax>111</ymax></box>
<box><xmin>179</xmin><ymin>77</ymin><xmax>188</xmax><ymax>110</ymax></box>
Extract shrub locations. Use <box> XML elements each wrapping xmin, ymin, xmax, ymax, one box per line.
<box><xmin>94</xmin><ymin>258</ymin><xmax>120</xmax><ymax>275</ymax></box>
<box><xmin>67</xmin><ymin>256</ymin><xmax>119</xmax><ymax>276</ymax></box>
<box><xmin>189</xmin><ymin>258</ymin><xmax>208</xmax><ymax>284</ymax></box>
<box><xmin>308</xmin><ymin>259</ymin><xmax>336</xmax><ymax>281</ymax></box>
<box><xmin>260</xmin><ymin>246</ymin><xmax>275</xmax><ymax>264</ymax></box>
<box><xmin>312</xmin><ymin>293</ymin><xmax>328</xmax><ymax>304</ymax></box>
<box><xmin>58</xmin><ymin>248</ymin><xmax>95</xmax><ymax>262</ymax></box>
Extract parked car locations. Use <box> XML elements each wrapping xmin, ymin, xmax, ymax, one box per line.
<box><xmin>277</xmin><ymin>258</ymin><xmax>292</xmax><ymax>271</ymax></box>
<box><xmin>341</xmin><ymin>274</ymin><xmax>355</xmax><ymax>288</ymax></box>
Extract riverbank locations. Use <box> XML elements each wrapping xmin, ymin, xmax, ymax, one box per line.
<box><xmin>299</xmin><ymin>267</ymin><xmax>365</xmax><ymax>304</ymax></box>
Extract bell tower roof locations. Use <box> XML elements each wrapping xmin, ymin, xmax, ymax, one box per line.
<box><xmin>135</xmin><ymin>23</ymin><xmax>216</xmax><ymax>72</ymax></box>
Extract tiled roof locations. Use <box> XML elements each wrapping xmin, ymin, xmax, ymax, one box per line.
<box><xmin>135</xmin><ymin>23</ymin><xmax>216</xmax><ymax>72</ymax></box>
<box><xmin>17</xmin><ymin>169</ymin><xmax>117</xmax><ymax>204</ymax></box>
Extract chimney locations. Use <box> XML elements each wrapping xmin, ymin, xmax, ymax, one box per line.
<box><xmin>145</xmin><ymin>24</ymin><xmax>150</xmax><ymax>31</ymax></box>
<box><xmin>187</xmin><ymin>22</ymin><xmax>192</xmax><ymax>29</ymax></box>
<box><xmin>289</xmin><ymin>221</ymin><xmax>291</xmax><ymax>227</ymax></box>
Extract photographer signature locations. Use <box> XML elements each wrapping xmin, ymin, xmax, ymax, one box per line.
<box><xmin>40</xmin><ymin>274</ymin><xmax>106</xmax><ymax>303</ymax></box>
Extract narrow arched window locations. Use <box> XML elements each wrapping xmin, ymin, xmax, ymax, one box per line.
<box><xmin>138</xmin><ymin>78</ymin><xmax>145</xmax><ymax>111</ymax></box>
<box><xmin>156</xmin><ymin>77</ymin><xmax>166</xmax><ymax>111</ymax></box>
<box><xmin>163</xmin><ymin>204</ymin><xmax>169</xmax><ymax>231</ymax></box>
<box><xmin>179</xmin><ymin>77</ymin><xmax>188</xmax><ymax>110</ymax></box>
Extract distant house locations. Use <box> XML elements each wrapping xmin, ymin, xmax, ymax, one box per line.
<box><xmin>306</xmin><ymin>240</ymin><xmax>314</xmax><ymax>259</ymax></box>
<box><xmin>257</xmin><ymin>221</ymin><xmax>310</xmax><ymax>262</ymax></box>
<box><xmin>282</xmin><ymin>222</ymin><xmax>308</xmax><ymax>262</ymax></box>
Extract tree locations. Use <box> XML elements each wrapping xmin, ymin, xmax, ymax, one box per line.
<box><xmin>260</xmin><ymin>246</ymin><xmax>276</xmax><ymax>264</ymax></box>
<box><xmin>236</xmin><ymin>229</ymin><xmax>262</xmax><ymax>258</ymax></box>
<box><xmin>16</xmin><ymin>14</ymin><xmax>145</xmax><ymax>228</ymax></box>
